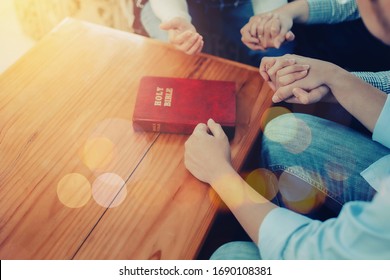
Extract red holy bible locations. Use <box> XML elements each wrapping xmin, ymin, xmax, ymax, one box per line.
<box><xmin>132</xmin><ymin>76</ymin><xmax>236</xmax><ymax>139</ymax></box>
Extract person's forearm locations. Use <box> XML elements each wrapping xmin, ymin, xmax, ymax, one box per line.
<box><xmin>326</xmin><ymin>65</ymin><xmax>387</xmax><ymax>132</ymax></box>
<box><xmin>352</xmin><ymin>71</ymin><xmax>390</xmax><ymax>95</ymax></box>
<box><xmin>268</xmin><ymin>0</ymin><xmax>360</xmax><ymax>26</ymax></box>
<box><xmin>210</xmin><ymin>167</ymin><xmax>277</xmax><ymax>244</ymax></box>
<box><xmin>149</xmin><ymin>0</ymin><xmax>190</xmax><ymax>22</ymax></box>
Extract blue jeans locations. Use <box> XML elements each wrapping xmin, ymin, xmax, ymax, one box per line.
<box><xmin>260</xmin><ymin>113</ymin><xmax>390</xmax><ymax>216</ymax></box>
<box><xmin>210</xmin><ymin>113</ymin><xmax>390</xmax><ymax>260</ymax></box>
<box><xmin>210</xmin><ymin>241</ymin><xmax>261</xmax><ymax>260</ymax></box>
<box><xmin>140</xmin><ymin>0</ymin><xmax>292</xmax><ymax>66</ymax></box>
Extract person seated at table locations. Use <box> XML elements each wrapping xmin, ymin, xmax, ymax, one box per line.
<box><xmin>140</xmin><ymin>0</ymin><xmax>290</xmax><ymax>66</ymax></box>
<box><xmin>184</xmin><ymin>0</ymin><xmax>390</xmax><ymax>259</ymax></box>
<box><xmin>241</xmin><ymin>0</ymin><xmax>390</xmax><ymax>94</ymax></box>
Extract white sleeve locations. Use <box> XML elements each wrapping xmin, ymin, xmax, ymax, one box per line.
<box><xmin>259</xmin><ymin>186</ymin><xmax>390</xmax><ymax>259</ymax></box>
<box><xmin>373</xmin><ymin>95</ymin><xmax>390</xmax><ymax>148</ymax></box>
<box><xmin>149</xmin><ymin>0</ymin><xmax>191</xmax><ymax>22</ymax></box>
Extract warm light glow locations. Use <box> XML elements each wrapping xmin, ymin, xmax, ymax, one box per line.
<box><xmin>244</xmin><ymin>168</ymin><xmax>278</xmax><ymax>202</ymax></box>
<box><xmin>261</xmin><ymin>106</ymin><xmax>292</xmax><ymax>133</ymax></box>
<box><xmin>263</xmin><ymin>113</ymin><xmax>312</xmax><ymax>154</ymax></box>
<box><xmin>85</xmin><ymin>118</ymin><xmax>148</xmax><ymax>177</ymax></box>
<box><xmin>82</xmin><ymin>137</ymin><xmax>115</xmax><ymax>171</ymax></box>
<box><xmin>262</xmin><ymin>108</ymin><xmax>295</xmax><ymax>145</ymax></box>
<box><xmin>324</xmin><ymin>145</ymin><xmax>356</xmax><ymax>182</ymax></box>
<box><xmin>207</xmin><ymin>187</ymin><xmax>228</xmax><ymax>211</ymax></box>
<box><xmin>324</xmin><ymin>162</ymin><xmax>350</xmax><ymax>182</ymax></box>
<box><xmin>283</xmin><ymin>118</ymin><xmax>312</xmax><ymax>154</ymax></box>
<box><xmin>0</xmin><ymin>0</ymin><xmax>36</xmax><ymax>74</ymax></box>
<box><xmin>92</xmin><ymin>173</ymin><xmax>127</xmax><ymax>208</ymax></box>
<box><xmin>281</xmin><ymin>190</ymin><xmax>324</xmax><ymax>214</ymax></box>
<box><xmin>211</xmin><ymin>174</ymin><xmax>245</xmax><ymax>210</ymax></box>
<box><xmin>278</xmin><ymin>167</ymin><xmax>325</xmax><ymax>214</ymax></box>
<box><xmin>57</xmin><ymin>173</ymin><xmax>91</xmax><ymax>208</ymax></box>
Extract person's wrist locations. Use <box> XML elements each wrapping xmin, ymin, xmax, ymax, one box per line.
<box><xmin>174</xmin><ymin>17</ymin><xmax>195</xmax><ymax>29</ymax></box>
<box><xmin>282</xmin><ymin>0</ymin><xmax>309</xmax><ymax>23</ymax></box>
<box><xmin>326</xmin><ymin>63</ymin><xmax>349</xmax><ymax>98</ymax></box>
<box><xmin>209</xmin><ymin>162</ymin><xmax>237</xmax><ymax>187</ymax></box>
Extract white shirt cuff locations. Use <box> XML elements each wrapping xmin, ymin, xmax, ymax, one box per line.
<box><xmin>373</xmin><ymin>95</ymin><xmax>390</xmax><ymax>148</ymax></box>
<box><xmin>360</xmin><ymin>155</ymin><xmax>390</xmax><ymax>192</ymax></box>
<box><xmin>258</xmin><ymin>207</ymin><xmax>311</xmax><ymax>259</ymax></box>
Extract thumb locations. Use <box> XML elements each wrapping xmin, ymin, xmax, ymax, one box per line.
<box><xmin>285</xmin><ymin>31</ymin><xmax>295</xmax><ymax>42</ymax></box>
<box><xmin>160</xmin><ymin>18</ymin><xmax>181</xmax><ymax>31</ymax></box>
<box><xmin>207</xmin><ymin>119</ymin><xmax>226</xmax><ymax>139</ymax></box>
<box><xmin>292</xmin><ymin>88</ymin><xmax>310</xmax><ymax>104</ymax></box>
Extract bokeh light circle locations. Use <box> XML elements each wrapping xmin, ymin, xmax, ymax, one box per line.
<box><xmin>324</xmin><ymin>145</ymin><xmax>356</xmax><ymax>182</ymax></box>
<box><xmin>92</xmin><ymin>173</ymin><xmax>127</xmax><ymax>208</ymax></box>
<box><xmin>262</xmin><ymin>108</ymin><xmax>296</xmax><ymax>145</ymax></box>
<box><xmin>283</xmin><ymin>118</ymin><xmax>312</xmax><ymax>154</ymax></box>
<box><xmin>278</xmin><ymin>167</ymin><xmax>325</xmax><ymax>214</ymax></box>
<box><xmin>209</xmin><ymin>174</ymin><xmax>245</xmax><ymax>210</ymax></box>
<box><xmin>57</xmin><ymin>173</ymin><xmax>92</xmax><ymax>208</ymax></box>
<box><xmin>261</xmin><ymin>107</ymin><xmax>292</xmax><ymax>132</ymax></box>
<box><xmin>244</xmin><ymin>168</ymin><xmax>278</xmax><ymax>203</ymax></box>
<box><xmin>82</xmin><ymin>137</ymin><xmax>115</xmax><ymax>171</ymax></box>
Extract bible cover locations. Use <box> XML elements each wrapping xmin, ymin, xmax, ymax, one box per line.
<box><xmin>132</xmin><ymin>76</ymin><xmax>236</xmax><ymax>138</ymax></box>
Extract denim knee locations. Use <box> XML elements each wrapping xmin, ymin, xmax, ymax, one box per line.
<box><xmin>210</xmin><ymin>241</ymin><xmax>261</xmax><ymax>260</ymax></box>
<box><xmin>260</xmin><ymin>113</ymin><xmax>387</xmax><ymax>210</ymax></box>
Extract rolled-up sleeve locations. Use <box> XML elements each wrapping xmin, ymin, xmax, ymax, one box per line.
<box><xmin>258</xmin><ymin>185</ymin><xmax>390</xmax><ymax>259</ymax></box>
<box><xmin>352</xmin><ymin>71</ymin><xmax>390</xmax><ymax>95</ymax></box>
<box><xmin>258</xmin><ymin>207</ymin><xmax>313</xmax><ymax>259</ymax></box>
<box><xmin>307</xmin><ymin>0</ymin><xmax>360</xmax><ymax>24</ymax></box>
<box><xmin>373</xmin><ymin>95</ymin><xmax>390</xmax><ymax>148</ymax></box>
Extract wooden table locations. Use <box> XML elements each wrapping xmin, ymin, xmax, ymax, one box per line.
<box><xmin>0</xmin><ymin>18</ymin><xmax>273</xmax><ymax>259</ymax></box>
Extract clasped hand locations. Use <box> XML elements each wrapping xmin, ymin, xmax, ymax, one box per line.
<box><xmin>241</xmin><ymin>12</ymin><xmax>295</xmax><ymax>50</ymax></box>
<box><xmin>260</xmin><ymin>54</ymin><xmax>333</xmax><ymax>104</ymax></box>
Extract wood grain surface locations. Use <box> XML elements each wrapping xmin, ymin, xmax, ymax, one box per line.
<box><xmin>0</xmin><ymin>18</ymin><xmax>273</xmax><ymax>259</ymax></box>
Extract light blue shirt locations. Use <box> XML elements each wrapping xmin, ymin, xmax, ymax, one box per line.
<box><xmin>258</xmin><ymin>95</ymin><xmax>390</xmax><ymax>259</ymax></box>
<box><xmin>306</xmin><ymin>0</ymin><xmax>360</xmax><ymax>24</ymax></box>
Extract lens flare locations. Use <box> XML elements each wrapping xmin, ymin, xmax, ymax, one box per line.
<box><xmin>57</xmin><ymin>173</ymin><xmax>91</xmax><ymax>208</ymax></box>
<box><xmin>82</xmin><ymin>137</ymin><xmax>115</xmax><ymax>171</ymax></box>
<box><xmin>283</xmin><ymin>118</ymin><xmax>312</xmax><ymax>154</ymax></box>
<box><xmin>324</xmin><ymin>145</ymin><xmax>356</xmax><ymax>182</ymax></box>
<box><xmin>210</xmin><ymin>173</ymin><xmax>245</xmax><ymax>210</ymax></box>
<box><xmin>262</xmin><ymin>108</ymin><xmax>296</xmax><ymax>145</ymax></box>
<box><xmin>83</xmin><ymin>118</ymin><xmax>150</xmax><ymax>178</ymax></box>
<box><xmin>278</xmin><ymin>167</ymin><xmax>326</xmax><ymax>214</ymax></box>
<box><xmin>244</xmin><ymin>168</ymin><xmax>278</xmax><ymax>202</ymax></box>
<box><xmin>92</xmin><ymin>173</ymin><xmax>127</xmax><ymax>208</ymax></box>
<box><xmin>208</xmin><ymin>187</ymin><xmax>228</xmax><ymax>211</ymax></box>
<box><xmin>263</xmin><ymin>113</ymin><xmax>312</xmax><ymax>154</ymax></box>
<box><xmin>261</xmin><ymin>106</ymin><xmax>292</xmax><ymax>134</ymax></box>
